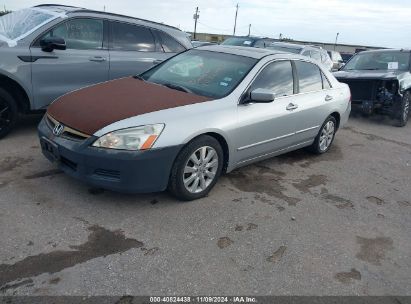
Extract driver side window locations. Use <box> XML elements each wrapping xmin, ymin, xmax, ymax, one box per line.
<box><xmin>40</xmin><ymin>18</ymin><xmax>104</xmax><ymax>50</ymax></box>
<box><xmin>249</xmin><ymin>61</ymin><xmax>294</xmax><ymax>97</ymax></box>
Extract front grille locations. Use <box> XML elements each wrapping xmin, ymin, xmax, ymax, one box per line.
<box><xmin>46</xmin><ymin>114</ymin><xmax>56</xmax><ymax>129</ymax></box>
<box><xmin>46</xmin><ymin>114</ymin><xmax>90</xmax><ymax>141</ymax></box>
<box><xmin>62</xmin><ymin>131</ymin><xmax>89</xmax><ymax>141</ymax></box>
<box><xmin>338</xmin><ymin>79</ymin><xmax>379</xmax><ymax>101</ymax></box>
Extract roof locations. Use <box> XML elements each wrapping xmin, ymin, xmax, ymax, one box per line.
<box><xmin>354</xmin><ymin>48</ymin><xmax>410</xmax><ymax>54</ymax></box>
<box><xmin>269</xmin><ymin>41</ymin><xmax>306</xmax><ymax>50</ymax></box>
<box><xmin>34</xmin><ymin>4</ymin><xmax>180</xmax><ymax>31</ymax></box>
<box><xmin>35</xmin><ymin>4</ymin><xmax>84</xmax><ymax>12</ymax></box>
<box><xmin>195</xmin><ymin>45</ymin><xmax>288</xmax><ymax>59</ymax></box>
<box><xmin>224</xmin><ymin>36</ymin><xmax>273</xmax><ymax>40</ymax></box>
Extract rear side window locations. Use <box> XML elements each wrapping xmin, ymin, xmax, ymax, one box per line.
<box><xmin>111</xmin><ymin>22</ymin><xmax>155</xmax><ymax>52</ymax></box>
<box><xmin>254</xmin><ymin>40</ymin><xmax>269</xmax><ymax>48</ymax></box>
<box><xmin>295</xmin><ymin>61</ymin><xmax>322</xmax><ymax>93</ymax></box>
<box><xmin>41</xmin><ymin>18</ymin><xmax>103</xmax><ymax>50</ymax></box>
<box><xmin>156</xmin><ymin>30</ymin><xmax>185</xmax><ymax>53</ymax></box>
<box><xmin>250</xmin><ymin>60</ymin><xmax>294</xmax><ymax>97</ymax></box>
<box><xmin>302</xmin><ymin>50</ymin><xmax>311</xmax><ymax>57</ymax></box>
<box><xmin>310</xmin><ymin>50</ymin><xmax>322</xmax><ymax>61</ymax></box>
<box><xmin>321</xmin><ymin>71</ymin><xmax>332</xmax><ymax>89</ymax></box>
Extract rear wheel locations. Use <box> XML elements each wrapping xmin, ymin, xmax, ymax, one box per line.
<box><xmin>168</xmin><ymin>135</ymin><xmax>223</xmax><ymax>201</ymax></box>
<box><xmin>394</xmin><ymin>91</ymin><xmax>410</xmax><ymax>127</ymax></box>
<box><xmin>308</xmin><ymin>116</ymin><xmax>337</xmax><ymax>154</ymax></box>
<box><xmin>0</xmin><ymin>88</ymin><xmax>18</xmax><ymax>139</ymax></box>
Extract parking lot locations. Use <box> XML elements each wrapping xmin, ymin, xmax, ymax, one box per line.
<box><xmin>0</xmin><ymin>110</ymin><xmax>410</xmax><ymax>296</ymax></box>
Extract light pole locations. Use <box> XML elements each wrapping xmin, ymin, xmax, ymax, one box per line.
<box><xmin>334</xmin><ymin>32</ymin><xmax>339</xmax><ymax>51</ymax></box>
<box><xmin>233</xmin><ymin>3</ymin><xmax>239</xmax><ymax>36</ymax></box>
<box><xmin>193</xmin><ymin>7</ymin><xmax>200</xmax><ymax>40</ymax></box>
<box><xmin>248</xmin><ymin>24</ymin><xmax>251</xmax><ymax>36</ymax></box>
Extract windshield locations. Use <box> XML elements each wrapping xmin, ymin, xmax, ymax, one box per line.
<box><xmin>221</xmin><ymin>37</ymin><xmax>256</xmax><ymax>47</ymax></box>
<box><xmin>141</xmin><ymin>49</ymin><xmax>257</xmax><ymax>98</ymax></box>
<box><xmin>0</xmin><ymin>8</ymin><xmax>56</xmax><ymax>41</ymax></box>
<box><xmin>343</xmin><ymin>51</ymin><xmax>410</xmax><ymax>71</ymax></box>
<box><xmin>266</xmin><ymin>45</ymin><xmax>301</xmax><ymax>54</ymax></box>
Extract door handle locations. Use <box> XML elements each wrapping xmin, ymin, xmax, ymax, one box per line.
<box><xmin>325</xmin><ymin>95</ymin><xmax>333</xmax><ymax>101</ymax></box>
<box><xmin>89</xmin><ymin>56</ymin><xmax>106</xmax><ymax>62</ymax></box>
<box><xmin>286</xmin><ymin>103</ymin><xmax>298</xmax><ymax>111</ymax></box>
<box><xmin>153</xmin><ymin>59</ymin><xmax>163</xmax><ymax>65</ymax></box>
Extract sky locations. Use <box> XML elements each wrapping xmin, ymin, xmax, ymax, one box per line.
<box><xmin>2</xmin><ymin>0</ymin><xmax>410</xmax><ymax>48</ymax></box>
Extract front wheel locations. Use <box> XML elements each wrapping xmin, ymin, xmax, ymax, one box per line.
<box><xmin>168</xmin><ymin>135</ymin><xmax>224</xmax><ymax>201</ymax></box>
<box><xmin>394</xmin><ymin>91</ymin><xmax>410</xmax><ymax>127</ymax></box>
<box><xmin>0</xmin><ymin>88</ymin><xmax>18</xmax><ymax>139</ymax></box>
<box><xmin>308</xmin><ymin>116</ymin><xmax>337</xmax><ymax>154</ymax></box>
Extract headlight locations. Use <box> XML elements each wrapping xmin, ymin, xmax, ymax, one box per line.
<box><xmin>92</xmin><ymin>124</ymin><xmax>165</xmax><ymax>151</ymax></box>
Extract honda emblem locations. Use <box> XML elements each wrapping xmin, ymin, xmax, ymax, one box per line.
<box><xmin>53</xmin><ymin>123</ymin><xmax>64</xmax><ymax>136</ymax></box>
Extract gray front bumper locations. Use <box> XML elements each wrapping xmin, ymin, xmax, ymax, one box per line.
<box><xmin>37</xmin><ymin>117</ymin><xmax>182</xmax><ymax>193</ymax></box>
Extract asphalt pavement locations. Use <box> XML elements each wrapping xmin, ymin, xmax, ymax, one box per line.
<box><xmin>0</xmin><ymin>111</ymin><xmax>410</xmax><ymax>296</ymax></box>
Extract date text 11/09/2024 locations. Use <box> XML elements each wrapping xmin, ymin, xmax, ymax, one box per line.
<box><xmin>150</xmin><ymin>296</ymin><xmax>257</xmax><ymax>303</ymax></box>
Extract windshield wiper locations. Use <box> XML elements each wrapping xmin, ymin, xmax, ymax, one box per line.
<box><xmin>162</xmin><ymin>83</ymin><xmax>193</xmax><ymax>93</ymax></box>
<box><xmin>133</xmin><ymin>75</ymin><xmax>146</xmax><ymax>81</ymax></box>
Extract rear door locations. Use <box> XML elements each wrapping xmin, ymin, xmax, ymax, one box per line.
<box><xmin>30</xmin><ymin>18</ymin><xmax>109</xmax><ymax>109</ymax></box>
<box><xmin>108</xmin><ymin>22</ymin><xmax>171</xmax><ymax>79</ymax></box>
<box><xmin>288</xmin><ymin>60</ymin><xmax>334</xmax><ymax>143</ymax></box>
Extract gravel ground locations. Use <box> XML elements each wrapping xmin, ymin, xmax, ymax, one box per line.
<box><xmin>0</xmin><ymin>110</ymin><xmax>410</xmax><ymax>296</ymax></box>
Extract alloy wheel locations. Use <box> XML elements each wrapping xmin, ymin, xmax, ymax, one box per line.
<box><xmin>0</xmin><ymin>100</ymin><xmax>12</xmax><ymax>132</ymax></box>
<box><xmin>403</xmin><ymin>96</ymin><xmax>410</xmax><ymax>122</ymax></box>
<box><xmin>319</xmin><ymin>121</ymin><xmax>335</xmax><ymax>152</ymax></box>
<box><xmin>183</xmin><ymin>146</ymin><xmax>219</xmax><ymax>194</ymax></box>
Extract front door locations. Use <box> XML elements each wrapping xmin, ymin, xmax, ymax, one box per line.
<box><xmin>233</xmin><ymin>60</ymin><xmax>301</xmax><ymax>164</ymax></box>
<box><xmin>30</xmin><ymin>18</ymin><xmax>109</xmax><ymax>109</ymax></box>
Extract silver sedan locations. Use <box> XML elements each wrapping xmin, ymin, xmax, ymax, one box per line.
<box><xmin>38</xmin><ymin>45</ymin><xmax>351</xmax><ymax>200</ymax></box>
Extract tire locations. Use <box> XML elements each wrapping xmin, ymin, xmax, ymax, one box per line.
<box><xmin>361</xmin><ymin>101</ymin><xmax>373</xmax><ymax>117</ymax></box>
<box><xmin>361</xmin><ymin>111</ymin><xmax>371</xmax><ymax>118</ymax></box>
<box><xmin>308</xmin><ymin>116</ymin><xmax>337</xmax><ymax>154</ymax></box>
<box><xmin>394</xmin><ymin>91</ymin><xmax>410</xmax><ymax>127</ymax></box>
<box><xmin>168</xmin><ymin>135</ymin><xmax>224</xmax><ymax>201</ymax></box>
<box><xmin>0</xmin><ymin>87</ymin><xmax>18</xmax><ymax>139</ymax></box>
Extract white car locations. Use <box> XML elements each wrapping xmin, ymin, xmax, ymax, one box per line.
<box><xmin>268</xmin><ymin>42</ymin><xmax>333</xmax><ymax>71</ymax></box>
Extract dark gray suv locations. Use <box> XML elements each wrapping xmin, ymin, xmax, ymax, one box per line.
<box><xmin>0</xmin><ymin>5</ymin><xmax>192</xmax><ymax>138</ymax></box>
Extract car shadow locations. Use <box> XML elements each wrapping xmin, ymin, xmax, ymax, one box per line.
<box><xmin>349</xmin><ymin>105</ymin><xmax>398</xmax><ymax>127</ymax></box>
<box><xmin>6</xmin><ymin>113</ymin><xmax>44</xmax><ymax>139</ymax></box>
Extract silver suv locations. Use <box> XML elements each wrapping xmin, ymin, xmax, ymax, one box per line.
<box><xmin>267</xmin><ymin>42</ymin><xmax>333</xmax><ymax>71</ymax></box>
<box><xmin>0</xmin><ymin>5</ymin><xmax>192</xmax><ymax>138</ymax></box>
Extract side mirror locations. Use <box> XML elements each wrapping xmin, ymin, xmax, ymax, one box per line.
<box><xmin>245</xmin><ymin>88</ymin><xmax>275</xmax><ymax>103</ymax></box>
<box><xmin>40</xmin><ymin>37</ymin><xmax>66</xmax><ymax>52</ymax></box>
